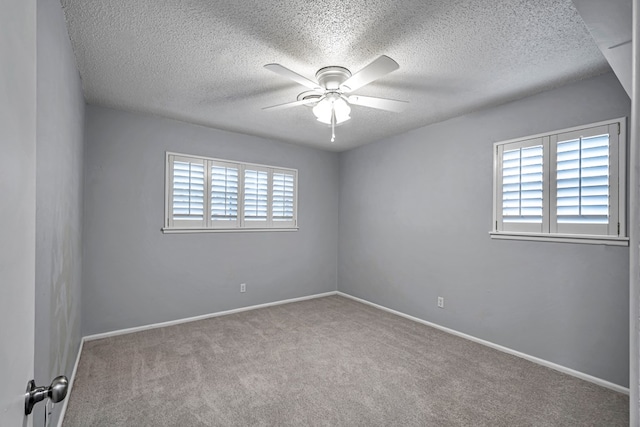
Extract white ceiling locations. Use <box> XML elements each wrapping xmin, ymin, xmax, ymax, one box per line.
<box><xmin>60</xmin><ymin>0</ymin><xmax>610</xmax><ymax>151</ymax></box>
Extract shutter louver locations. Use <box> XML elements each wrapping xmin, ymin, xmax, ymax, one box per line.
<box><xmin>210</xmin><ymin>164</ymin><xmax>238</xmax><ymax>222</ymax></box>
<box><xmin>556</xmin><ymin>134</ymin><xmax>609</xmax><ymax>224</ymax></box>
<box><xmin>502</xmin><ymin>145</ymin><xmax>543</xmax><ymax>223</ymax></box>
<box><xmin>172</xmin><ymin>160</ymin><xmax>204</xmax><ymax>221</ymax></box>
<box><xmin>272</xmin><ymin>172</ymin><xmax>294</xmax><ymax>221</ymax></box>
<box><xmin>244</xmin><ymin>169</ymin><xmax>268</xmax><ymax>221</ymax></box>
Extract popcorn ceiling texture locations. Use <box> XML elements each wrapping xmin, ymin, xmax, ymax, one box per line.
<box><xmin>60</xmin><ymin>0</ymin><xmax>609</xmax><ymax>151</ymax></box>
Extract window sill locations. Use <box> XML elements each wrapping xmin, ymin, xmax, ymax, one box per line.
<box><xmin>489</xmin><ymin>231</ymin><xmax>629</xmax><ymax>246</ymax></box>
<box><xmin>162</xmin><ymin>227</ymin><xmax>299</xmax><ymax>234</ymax></box>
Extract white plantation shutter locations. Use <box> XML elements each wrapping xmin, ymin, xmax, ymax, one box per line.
<box><xmin>556</xmin><ymin>136</ymin><xmax>608</xmax><ymax>223</ymax></box>
<box><xmin>502</xmin><ymin>145</ymin><xmax>544</xmax><ymax>223</ymax></box>
<box><xmin>210</xmin><ymin>161</ymin><xmax>239</xmax><ymax>227</ymax></box>
<box><xmin>551</xmin><ymin>124</ymin><xmax>619</xmax><ymax>236</ymax></box>
<box><xmin>243</xmin><ymin>167</ymin><xmax>269</xmax><ymax>226</ymax></box>
<box><xmin>497</xmin><ymin>137</ymin><xmax>547</xmax><ymax>233</ymax></box>
<box><xmin>272</xmin><ymin>170</ymin><xmax>296</xmax><ymax>226</ymax></box>
<box><xmin>169</xmin><ymin>155</ymin><xmax>205</xmax><ymax>228</ymax></box>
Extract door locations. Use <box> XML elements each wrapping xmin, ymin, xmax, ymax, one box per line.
<box><xmin>0</xmin><ymin>0</ymin><xmax>37</xmax><ymax>425</ymax></box>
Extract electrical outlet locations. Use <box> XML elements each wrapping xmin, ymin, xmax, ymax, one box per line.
<box><xmin>240</xmin><ymin>283</ymin><xmax>246</xmax><ymax>293</ymax></box>
<box><xmin>437</xmin><ymin>296</ymin><xmax>444</xmax><ymax>308</ymax></box>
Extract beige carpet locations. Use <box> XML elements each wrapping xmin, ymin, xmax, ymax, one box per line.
<box><xmin>62</xmin><ymin>295</ymin><xmax>628</xmax><ymax>426</ymax></box>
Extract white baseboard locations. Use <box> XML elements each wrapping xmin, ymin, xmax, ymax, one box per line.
<box><xmin>337</xmin><ymin>291</ymin><xmax>629</xmax><ymax>395</ymax></box>
<box><xmin>84</xmin><ymin>291</ymin><xmax>338</xmax><ymax>342</ymax></box>
<box><xmin>56</xmin><ymin>337</ymin><xmax>84</xmax><ymax>427</ymax></box>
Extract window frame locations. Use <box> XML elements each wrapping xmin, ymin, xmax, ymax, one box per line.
<box><xmin>491</xmin><ymin>118</ymin><xmax>628</xmax><ymax>246</ymax></box>
<box><xmin>164</xmin><ymin>152</ymin><xmax>298</xmax><ymax>233</ymax></box>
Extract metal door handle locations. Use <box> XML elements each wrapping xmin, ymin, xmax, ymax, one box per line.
<box><xmin>25</xmin><ymin>376</ymin><xmax>68</xmax><ymax>415</ymax></box>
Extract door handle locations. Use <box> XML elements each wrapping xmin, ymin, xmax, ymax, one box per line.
<box><xmin>25</xmin><ymin>376</ymin><xmax>68</xmax><ymax>415</ymax></box>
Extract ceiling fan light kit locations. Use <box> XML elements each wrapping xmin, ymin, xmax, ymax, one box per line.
<box><xmin>312</xmin><ymin>94</ymin><xmax>351</xmax><ymax>125</ymax></box>
<box><xmin>263</xmin><ymin>55</ymin><xmax>408</xmax><ymax>143</ymax></box>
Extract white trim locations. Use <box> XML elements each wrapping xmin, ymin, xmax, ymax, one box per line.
<box><xmin>617</xmin><ymin>118</ymin><xmax>627</xmax><ymax>238</ymax></box>
<box><xmin>161</xmin><ymin>227</ymin><xmax>298</xmax><ymax>234</ymax></box>
<box><xmin>56</xmin><ymin>338</ymin><xmax>84</xmax><ymax>427</ymax></box>
<box><xmin>496</xmin><ymin>117</ymin><xmax>627</xmax><ymax>146</ymax></box>
<box><xmin>83</xmin><ymin>291</ymin><xmax>337</xmax><ymax>341</ymax></box>
<box><xmin>629</xmin><ymin>0</ymin><xmax>640</xmax><ymax>423</ymax></box>
<box><xmin>336</xmin><ymin>291</ymin><xmax>629</xmax><ymax>395</ymax></box>
<box><xmin>489</xmin><ymin>231</ymin><xmax>629</xmax><ymax>246</ymax></box>
<box><xmin>166</xmin><ymin>151</ymin><xmax>298</xmax><ymax>172</ymax></box>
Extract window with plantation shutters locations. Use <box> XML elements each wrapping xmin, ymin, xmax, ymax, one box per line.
<box><xmin>492</xmin><ymin>118</ymin><xmax>627</xmax><ymax>246</ymax></box>
<box><xmin>165</xmin><ymin>152</ymin><xmax>297</xmax><ymax>232</ymax></box>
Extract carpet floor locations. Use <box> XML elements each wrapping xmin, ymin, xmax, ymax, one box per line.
<box><xmin>62</xmin><ymin>295</ymin><xmax>628</xmax><ymax>426</ymax></box>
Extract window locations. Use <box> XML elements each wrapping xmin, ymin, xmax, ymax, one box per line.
<box><xmin>491</xmin><ymin>118</ymin><xmax>627</xmax><ymax>245</ymax></box>
<box><xmin>165</xmin><ymin>152</ymin><xmax>297</xmax><ymax>232</ymax></box>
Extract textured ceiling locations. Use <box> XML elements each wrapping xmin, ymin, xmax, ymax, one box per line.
<box><xmin>60</xmin><ymin>0</ymin><xmax>609</xmax><ymax>151</ymax></box>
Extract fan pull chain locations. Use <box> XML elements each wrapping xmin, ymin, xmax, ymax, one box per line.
<box><xmin>331</xmin><ymin>107</ymin><xmax>336</xmax><ymax>143</ymax></box>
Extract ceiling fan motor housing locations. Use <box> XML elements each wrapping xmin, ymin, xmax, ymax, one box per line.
<box><xmin>315</xmin><ymin>66</ymin><xmax>351</xmax><ymax>91</ymax></box>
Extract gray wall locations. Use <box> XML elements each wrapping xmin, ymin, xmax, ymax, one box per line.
<box><xmin>82</xmin><ymin>106</ymin><xmax>339</xmax><ymax>335</ymax></box>
<box><xmin>338</xmin><ymin>72</ymin><xmax>631</xmax><ymax>387</ymax></box>
<box><xmin>0</xmin><ymin>0</ymin><xmax>36</xmax><ymax>424</ymax></box>
<box><xmin>35</xmin><ymin>0</ymin><xmax>85</xmax><ymax>425</ymax></box>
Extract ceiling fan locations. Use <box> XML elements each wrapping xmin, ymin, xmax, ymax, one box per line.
<box><xmin>263</xmin><ymin>55</ymin><xmax>408</xmax><ymax>143</ymax></box>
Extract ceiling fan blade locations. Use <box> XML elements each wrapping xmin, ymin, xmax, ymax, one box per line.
<box><xmin>264</xmin><ymin>64</ymin><xmax>323</xmax><ymax>91</ymax></box>
<box><xmin>262</xmin><ymin>98</ymin><xmax>320</xmax><ymax>111</ymax></box>
<box><xmin>347</xmin><ymin>95</ymin><xmax>408</xmax><ymax>113</ymax></box>
<box><xmin>340</xmin><ymin>55</ymin><xmax>399</xmax><ymax>93</ymax></box>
